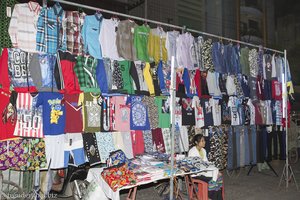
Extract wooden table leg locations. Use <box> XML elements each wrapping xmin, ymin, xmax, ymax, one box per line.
<box><xmin>126</xmin><ymin>186</ymin><xmax>137</xmax><ymax>200</ymax></box>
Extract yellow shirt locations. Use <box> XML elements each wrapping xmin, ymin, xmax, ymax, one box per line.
<box><xmin>147</xmin><ymin>27</ymin><xmax>167</xmax><ymax>63</ymax></box>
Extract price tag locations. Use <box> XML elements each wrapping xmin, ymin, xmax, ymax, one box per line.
<box><xmin>6</xmin><ymin>7</ymin><xmax>11</xmax><ymax>17</ymax></box>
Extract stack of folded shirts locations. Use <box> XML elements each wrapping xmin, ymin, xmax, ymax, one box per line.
<box><xmin>134</xmin><ymin>171</ymin><xmax>151</xmax><ymax>182</ymax></box>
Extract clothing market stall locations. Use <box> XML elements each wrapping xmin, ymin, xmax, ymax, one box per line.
<box><xmin>0</xmin><ymin>0</ymin><xmax>296</xmax><ymax>199</ymax></box>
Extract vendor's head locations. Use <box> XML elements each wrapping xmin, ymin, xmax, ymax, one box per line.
<box><xmin>193</xmin><ymin>134</ymin><xmax>205</xmax><ymax>150</ymax></box>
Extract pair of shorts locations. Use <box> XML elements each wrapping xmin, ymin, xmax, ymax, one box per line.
<box><xmin>64</xmin><ymin>133</ymin><xmax>86</xmax><ymax>166</ymax></box>
<box><xmin>44</xmin><ymin>135</ymin><xmax>65</xmax><ymax>169</ymax></box>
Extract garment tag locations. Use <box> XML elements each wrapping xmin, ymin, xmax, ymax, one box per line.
<box><xmin>7</xmin><ymin>7</ymin><xmax>12</xmax><ymax>18</ymax></box>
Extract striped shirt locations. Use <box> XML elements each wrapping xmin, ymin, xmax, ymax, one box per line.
<box><xmin>8</xmin><ymin>2</ymin><xmax>41</xmax><ymax>52</ymax></box>
<box><xmin>36</xmin><ymin>3</ymin><xmax>64</xmax><ymax>54</ymax></box>
<box><xmin>14</xmin><ymin>93</ymin><xmax>43</xmax><ymax>138</ymax></box>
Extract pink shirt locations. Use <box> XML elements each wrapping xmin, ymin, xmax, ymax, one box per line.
<box><xmin>111</xmin><ymin>96</ymin><xmax>130</xmax><ymax>131</ymax></box>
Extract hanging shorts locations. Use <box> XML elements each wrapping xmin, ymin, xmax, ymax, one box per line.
<box><xmin>64</xmin><ymin>133</ymin><xmax>86</xmax><ymax>166</ymax></box>
<box><xmin>82</xmin><ymin>133</ymin><xmax>101</xmax><ymax>166</ymax></box>
<box><xmin>44</xmin><ymin>135</ymin><xmax>65</xmax><ymax>169</ymax></box>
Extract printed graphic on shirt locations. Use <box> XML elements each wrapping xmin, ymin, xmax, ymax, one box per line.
<box><xmin>40</xmin><ymin>54</ymin><xmax>57</xmax><ymax>88</ymax></box>
<box><xmin>48</xmin><ymin>98</ymin><xmax>63</xmax><ymax>124</ymax></box>
<box><xmin>161</xmin><ymin>98</ymin><xmax>170</xmax><ymax>114</ymax></box>
<box><xmin>85</xmin><ymin>97</ymin><xmax>102</xmax><ymax>128</ymax></box>
<box><xmin>8</xmin><ymin>48</ymin><xmax>35</xmax><ymax>88</ymax></box>
<box><xmin>14</xmin><ymin>93</ymin><xmax>43</xmax><ymax>138</ymax></box>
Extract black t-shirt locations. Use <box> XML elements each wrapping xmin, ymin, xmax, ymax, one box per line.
<box><xmin>180</xmin><ymin>98</ymin><xmax>195</xmax><ymax>126</ymax></box>
<box><xmin>221</xmin><ymin>95</ymin><xmax>231</xmax><ymax>124</ymax></box>
<box><xmin>150</xmin><ymin>62</ymin><xmax>161</xmax><ymax>96</ymax></box>
<box><xmin>201</xmin><ymin>98</ymin><xmax>213</xmax><ymax>127</ymax></box>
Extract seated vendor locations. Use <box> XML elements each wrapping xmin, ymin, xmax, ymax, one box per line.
<box><xmin>188</xmin><ymin>134</ymin><xmax>223</xmax><ymax>200</ymax></box>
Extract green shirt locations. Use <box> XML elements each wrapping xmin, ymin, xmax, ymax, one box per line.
<box><xmin>74</xmin><ymin>55</ymin><xmax>100</xmax><ymax>93</ymax></box>
<box><xmin>155</xmin><ymin>96</ymin><xmax>170</xmax><ymax>128</ymax></box>
<box><xmin>0</xmin><ymin>0</ymin><xmax>17</xmax><ymax>48</ymax></box>
<box><xmin>118</xmin><ymin>60</ymin><xmax>134</xmax><ymax>94</ymax></box>
<box><xmin>134</xmin><ymin>25</ymin><xmax>150</xmax><ymax>62</ymax></box>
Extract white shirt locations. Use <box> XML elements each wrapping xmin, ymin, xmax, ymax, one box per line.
<box><xmin>228</xmin><ymin>96</ymin><xmax>240</xmax><ymax>126</ymax></box>
<box><xmin>226</xmin><ymin>75</ymin><xmax>237</xmax><ymax>96</ymax></box>
<box><xmin>207</xmin><ymin>71</ymin><xmax>222</xmax><ymax>98</ymax></box>
<box><xmin>192</xmin><ymin>96</ymin><xmax>205</xmax><ymax>128</ymax></box>
<box><xmin>99</xmin><ymin>18</ymin><xmax>122</xmax><ymax>60</ymax></box>
<box><xmin>166</xmin><ymin>30</ymin><xmax>179</xmax><ymax>67</ymax></box>
<box><xmin>176</xmin><ymin>32</ymin><xmax>194</xmax><ymax>68</ymax></box>
<box><xmin>8</xmin><ymin>2</ymin><xmax>41</xmax><ymax>52</ymax></box>
<box><xmin>212</xmin><ymin>99</ymin><xmax>221</xmax><ymax>126</ymax></box>
<box><xmin>247</xmin><ymin>99</ymin><xmax>256</xmax><ymax>125</ymax></box>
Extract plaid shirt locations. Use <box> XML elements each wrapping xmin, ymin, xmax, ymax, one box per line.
<box><xmin>73</xmin><ymin>55</ymin><xmax>99</xmax><ymax>92</ymax></box>
<box><xmin>62</xmin><ymin>11</ymin><xmax>85</xmax><ymax>55</ymax></box>
<box><xmin>36</xmin><ymin>3</ymin><xmax>64</xmax><ymax>54</ymax></box>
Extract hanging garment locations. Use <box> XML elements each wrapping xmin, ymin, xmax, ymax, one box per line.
<box><xmin>0</xmin><ymin>139</ymin><xmax>25</xmax><ymax>170</ymax></box>
<box><xmin>176</xmin><ymin>32</ymin><xmax>194</xmax><ymax>68</ymax></box>
<box><xmin>64</xmin><ymin>133</ymin><xmax>86</xmax><ymax>167</ymax></box>
<box><xmin>151</xmin><ymin>128</ymin><xmax>165</xmax><ymax>153</ymax></box>
<box><xmin>79</xmin><ymin>92</ymin><xmax>102</xmax><ymax>132</ymax></box>
<box><xmin>130</xmin><ymin>130</ymin><xmax>145</xmax><ymax>156</ymax></box>
<box><xmin>249</xmin><ymin>48</ymin><xmax>258</xmax><ymax>77</ymax></box>
<box><xmin>13</xmin><ymin>93</ymin><xmax>43</xmax><ymax>138</ymax></box>
<box><xmin>143</xmin><ymin>130</ymin><xmax>153</xmax><ymax>153</ymax></box>
<box><xmin>149</xmin><ymin>62</ymin><xmax>161</xmax><ymax>96</ymax></box>
<box><xmin>181</xmin><ymin>98</ymin><xmax>195</xmax><ymax>126</ymax></box>
<box><xmin>192</xmin><ymin>96</ymin><xmax>205</xmax><ymax>128</ymax></box>
<box><xmin>128</xmin><ymin>96</ymin><xmax>150</xmax><ymax>130</ymax></box>
<box><xmin>228</xmin><ymin>96</ymin><xmax>241</xmax><ymax>126</ymax></box>
<box><xmin>134</xmin><ymin>24</ymin><xmax>150</xmax><ymax>61</ymax></box>
<box><xmin>61</xmin><ymin>11</ymin><xmax>85</xmax><ymax>55</ymax></box>
<box><xmin>63</xmin><ymin>93</ymin><xmax>83</xmax><ymax>133</ymax></box>
<box><xmin>82</xmin><ymin>132</ymin><xmax>101</xmax><ymax>166</ymax></box>
<box><xmin>95</xmin><ymin>132</ymin><xmax>115</xmax><ymax>163</ymax></box>
<box><xmin>201</xmin><ymin>98</ymin><xmax>213</xmax><ymax>127</ymax></box>
<box><xmin>212</xmin><ymin>42</ymin><xmax>225</xmax><ymax>73</ymax></box>
<box><xmin>101</xmin><ymin>96</ymin><xmax>110</xmax><ymax>132</ymax></box>
<box><xmin>142</xmin><ymin>96</ymin><xmax>159</xmax><ymax>129</ymax></box>
<box><xmin>166</xmin><ymin>30</ymin><xmax>180</xmax><ymax>67</ymax></box>
<box><xmin>55</xmin><ymin>50</ymin><xmax>81</xmax><ymax>94</ymax></box>
<box><xmin>0</xmin><ymin>90</ymin><xmax>16</xmax><ymax>140</ymax></box>
<box><xmin>111</xmin><ymin>95</ymin><xmax>130</xmax><ymax>132</ymax></box>
<box><xmin>212</xmin><ymin>99</ymin><xmax>222</xmax><ymax>126</ymax></box>
<box><xmin>81</xmin><ymin>13</ymin><xmax>103</xmax><ymax>59</ymax></box>
<box><xmin>155</xmin><ymin>96</ymin><xmax>170</xmax><ymax>128</ymax></box>
<box><xmin>148</xmin><ymin>27</ymin><xmax>167</xmax><ymax>63</ymax></box>
<box><xmin>143</xmin><ymin>62</ymin><xmax>155</xmax><ymax>96</ymax></box>
<box><xmin>240</xmin><ymin>47</ymin><xmax>250</xmax><ymax>76</ymax></box>
<box><xmin>29</xmin><ymin>53</ymin><xmax>58</xmax><ymax>92</ymax></box>
<box><xmin>202</xmin><ymin>39</ymin><xmax>213</xmax><ymax>71</ymax></box>
<box><xmin>157</xmin><ymin>61</ymin><xmax>171</xmax><ymax>96</ymax></box>
<box><xmin>0</xmin><ymin>49</ymin><xmax>11</xmax><ymax>91</ymax></box>
<box><xmin>116</xmin><ymin>19</ymin><xmax>137</xmax><ymax>61</ymax></box>
<box><xmin>162</xmin><ymin>128</ymin><xmax>171</xmax><ymax>154</ymax></box>
<box><xmin>0</xmin><ymin>0</ymin><xmax>18</xmax><ymax>48</ymax></box>
<box><xmin>221</xmin><ymin>96</ymin><xmax>231</xmax><ymax>125</ymax></box>
<box><xmin>73</xmin><ymin>55</ymin><xmax>99</xmax><ymax>93</ymax></box>
<box><xmin>133</xmin><ymin>61</ymin><xmax>149</xmax><ymax>95</ymax></box>
<box><xmin>99</xmin><ymin>18</ymin><xmax>122</xmax><ymax>60</ymax></box>
<box><xmin>191</xmin><ymin>36</ymin><xmax>204</xmax><ymax>70</ymax></box>
<box><xmin>36</xmin><ymin>3</ymin><xmax>64</xmax><ymax>53</ymax></box>
<box><xmin>36</xmin><ymin>92</ymin><xmax>65</xmax><ymax>135</ymax></box>
<box><xmin>8</xmin><ymin>48</ymin><xmax>37</xmax><ymax>93</ymax></box>
<box><xmin>8</xmin><ymin>2</ymin><xmax>41</xmax><ymax>52</ymax></box>
<box><xmin>118</xmin><ymin>60</ymin><xmax>135</xmax><ymax>94</ymax></box>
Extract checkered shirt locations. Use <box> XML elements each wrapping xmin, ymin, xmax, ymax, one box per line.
<box><xmin>62</xmin><ymin>11</ymin><xmax>85</xmax><ymax>55</ymax></box>
<box><xmin>36</xmin><ymin>3</ymin><xmax>64</xmax><ymax>54</ymax></box>
<box><xmin>73</xmin><ymin>55</ymin><xmax>98</xmax><ymax>91</ymax></box>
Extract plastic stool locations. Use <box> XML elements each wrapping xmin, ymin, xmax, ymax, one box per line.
<box><xmin>192</xmin><ymin>178</ymin><xmax>225</xmax><ymax>200</ymax></box>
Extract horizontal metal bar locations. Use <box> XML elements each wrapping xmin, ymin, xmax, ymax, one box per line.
<box><xmin>50</xmin><ymin>0</ymin><xmax>284</xmax><ymax>54</ymax></box>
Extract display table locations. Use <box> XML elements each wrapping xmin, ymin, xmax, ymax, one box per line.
<box><xmin>86</xmin><ymin>164</ymin><xmax>218</xmax><ymax>200</ymax></box>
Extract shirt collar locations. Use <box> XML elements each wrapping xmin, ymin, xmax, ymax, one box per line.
<box><xmin>53</xmin><ymin>2</ymin><xmax>64</xmax><ymax>16</ymax></box>
<box><xmin>94</xmin><ymin>12</ymin><xmax>103</xmax><ymax>21</ymax></box>
<box><xmin>28</xmin><ymin>1</ymin><xmax>41</xmax><ymax>15</ymax></box>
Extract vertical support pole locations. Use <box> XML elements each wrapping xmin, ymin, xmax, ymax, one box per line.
<box><xmin>284</xmin><ymin>49</ymin><xmax>288</xmax><ymax>189</ymax></box>
<box><xmin>169</xmin><ymin>56</ymin><xmax>176</xmax><ymax>200</ymax></box>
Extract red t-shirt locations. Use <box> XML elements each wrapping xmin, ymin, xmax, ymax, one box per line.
<box><xmin>63</xmin><ymin>93</ymin><xmax>83</xmax><ymax>133</ymax></box>
<box><xmin>0</xmin><ymin>90</ymin><xmax>17</xmax><ymax>140</ymax></box>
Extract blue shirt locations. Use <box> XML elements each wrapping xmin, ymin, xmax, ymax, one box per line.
<box><xmin>81</xmin><ymin>13</ymin><xmax>103</xmax><ymax>59</ymax></box>
<box><xmin>36</xmin><ymin>3</ymin><xmax>64</xmax><ymax>54</ymax></box>
<box><xmin>36</xmin><ymin>92</ymin><xmax>66</xmax><ymax>135</ymax></box>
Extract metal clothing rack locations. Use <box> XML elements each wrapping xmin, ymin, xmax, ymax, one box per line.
<box><xmin>44</xmin><ymin>0</ymin><xmax>294</xmax><ymax>197</ymax></box>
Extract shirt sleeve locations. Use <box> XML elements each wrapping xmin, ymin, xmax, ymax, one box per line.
<box><xmin>81</xmin><ymin>18</ymin><xmax>88</xmax><ymax>53</ymax></box>
<box><xmin>8</xmin><ymin>5</ymin><xmax>19</xmax><ymax>47</ymax></box>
